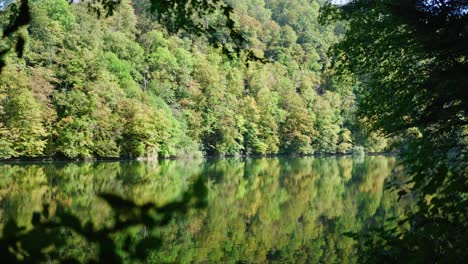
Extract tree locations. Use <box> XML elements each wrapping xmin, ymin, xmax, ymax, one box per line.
<box><xmin>322</xmin><ymin>0</ymin><xmax>467</xmax><ymax>261</ymax></box>
<box><xmin>0</xmin><ymin>65</ymin><xmax>47</xmax><ymax>158</ymax></box>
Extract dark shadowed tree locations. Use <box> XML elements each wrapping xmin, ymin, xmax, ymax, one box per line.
<box><xmin>321</xmin><ymin>0</ymin><xmax>467</xmax><ymax>262</ymax></box>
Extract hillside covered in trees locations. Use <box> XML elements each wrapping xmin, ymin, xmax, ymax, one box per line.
<box><xmin>0</xmin><ymin>0</ymin><xmax>387</xmax><ymax>159</ymax></box>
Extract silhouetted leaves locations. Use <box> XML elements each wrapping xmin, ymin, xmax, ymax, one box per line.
<box><xmin>0</xmin><ymin>177</ymin><xmax>207</xmax><ymax>263</ymax></box>
<box><xmin>0</xmin><ymin>0</ymin><xmax>266</xmax><ymax>74</ymax></box>
<box><xmin>2</xmin><ymin>0</ymin><xmax>30</xmax><ymax>37</ymax></box>
<box><xmin>322</xmin><ymin>0</ymin><xmax>468</xmax><ymax>262</ymax></box>
<box><xmin>0</xmin><ymin>0</ymin><xmax>30</xmax><ymax>73</ymax></box>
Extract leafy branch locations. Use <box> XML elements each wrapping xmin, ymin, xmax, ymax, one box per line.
<box><xmin>0</xmin><ymin>177</ymin><xmax>207</xmax><ymax>263</ymax></box>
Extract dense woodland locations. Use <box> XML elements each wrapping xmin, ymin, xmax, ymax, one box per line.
<box><xmin>0</xmin><ymin>0</ymin><xmax>388</xmax><ymax>160</ymax></box>
<box><xmin>0</xmin><ymin>0</ymin><xmax>465</xmax><ymax>263</ymax></box>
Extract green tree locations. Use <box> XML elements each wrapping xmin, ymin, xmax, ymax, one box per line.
<box><xmin>0</xmin><ymin>65</ymin><xmax>47</xmax><ymax>158</ymax></box>
<box><xmin>0</xmin><ymin>0</ymin><xmax>381</xmax><ymax>158</ymax></box>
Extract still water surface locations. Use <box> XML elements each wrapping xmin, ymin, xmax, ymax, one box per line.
<box><xmin>0</xmin><ymin>156</ymin><xmax>403</xmax><ymax>263</ymax></box>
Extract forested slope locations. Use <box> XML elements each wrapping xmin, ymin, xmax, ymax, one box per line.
<box><xmin>0</xmin><ymin>0</ymin><xmax>387</xmax><ymax>159</ymax></box>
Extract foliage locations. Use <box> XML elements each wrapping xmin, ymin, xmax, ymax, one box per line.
<box><xmin>0</xmin><ymin>156</ymin><xmax>403</xmax><ymax>263</ymax></box>
<box><xmin>0</xmin><ymin>65</ymin><xmax>47</xmax><ymax>158</ymax></box>
<box><xmin>322</xmin><ymin>0</ymin><xmax>467</xmax><ymax>262</ymax></box>
<box><xmin>0</xmin><ymin>0</ymin><xmax>29</xmax><ymax>72</ymax></box>
<box><xmin>0</xmin><ymin>0</ymin><xmax>389</xmax><ymax>160</ymax></box>
<box><xmin>0</xmin><ymin>176</ymin><xmax>207</xmax><ymax>263</ymax></box>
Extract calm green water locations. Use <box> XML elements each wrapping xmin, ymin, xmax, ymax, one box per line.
<box><xmin>0</xmin><ymin>156</ymin><xmax>403</xmax><ymax>263</ymax></box>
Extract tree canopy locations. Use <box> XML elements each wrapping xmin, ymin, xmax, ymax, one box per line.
<box><xmin>0</xmin><ymin>0</ymin><xmax>388</xmax><ymax>160</ymax></box>
<box><xmin>322</xmin><ymin>0</ymin><xmax>467</xmax><ymax>261</ymax></box>
<box><xmin>1</xmin><ymin>0</ymin><xmax>465</xmax><ymax>261</ymax></box>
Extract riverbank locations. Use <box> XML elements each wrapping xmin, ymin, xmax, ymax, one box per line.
<box><xmin>0</xmin><ymin>151</ymin><xmax>398</xmax><ymax>164</ymax></box>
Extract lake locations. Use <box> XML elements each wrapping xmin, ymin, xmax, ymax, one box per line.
<box><xmin>0</xmin><ymin>156</ymin><xmax>405</xmax><ymax>263</ymax></box>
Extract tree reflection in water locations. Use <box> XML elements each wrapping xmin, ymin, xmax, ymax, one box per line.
<box><xmin>0</xmin><ymin>156</ymin><xmax>408</xmax><ymax>263</ymax></box>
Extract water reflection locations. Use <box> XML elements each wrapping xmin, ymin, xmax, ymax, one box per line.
<box><xmin>0</xmin><ymin>156</ymin><xmax>403</xmax><ymax>263</ymax></box>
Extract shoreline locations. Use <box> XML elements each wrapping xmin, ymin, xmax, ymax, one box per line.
<box><xmin>0</xmin><ymin>152</ymin><xmax>398</xmax><ymax>164</ymax></box>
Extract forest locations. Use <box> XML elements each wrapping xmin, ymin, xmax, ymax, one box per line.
<box><xmin>0</xmin><ymin>0</ymin><xmax>466</xmax><ymax>263</ymax></box>
<box><xmin>0</xmin><ymin>0</ymin><xmax>388</xmax><ymax>160</ymax></box>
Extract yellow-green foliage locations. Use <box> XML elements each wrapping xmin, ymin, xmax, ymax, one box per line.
<box><xmin>0</xmin><ymin>0</ymin><xmax>387</xmax><ymax>159</ymax></box>
<box><xmin>0</xmin><ymin>156</ymin><xmax>402</xmax><ymax>262</ymax></box>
